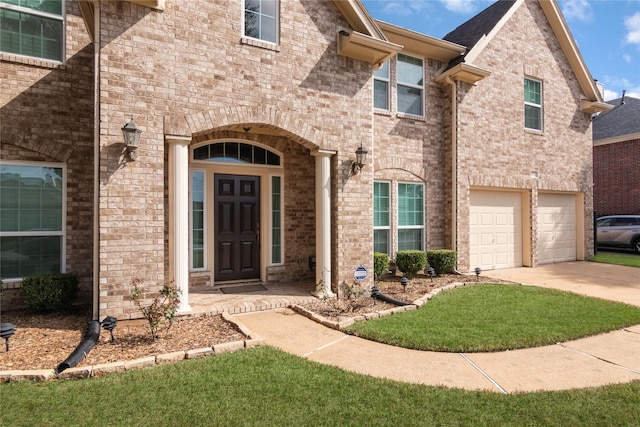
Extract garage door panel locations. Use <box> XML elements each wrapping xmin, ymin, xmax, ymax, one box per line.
<box><xmin>470</xmin><ymin>191</ymin><xmax>523</xmax><ymax>271</ymax></box>
<box><xmin>537</xmin><ymin>194</ymin><xmax>577</xmax><ymax>264</ymax></box>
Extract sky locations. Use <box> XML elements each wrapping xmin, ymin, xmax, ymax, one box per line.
<box><xmin>360</xmin><ymin>0</ymin><xmax>640</xmax><ymax>101</ymax></box>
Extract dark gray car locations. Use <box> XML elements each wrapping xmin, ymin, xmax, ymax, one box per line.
<box><xmin>596</xmin><ymin>215</ymin><xmax>640</xmax><ymax>254</ymax></box>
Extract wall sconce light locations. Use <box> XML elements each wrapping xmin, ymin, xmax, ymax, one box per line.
<box><xmin>122</xmin><ymin>117</ymin><xmax>142</xmax><ymax>160</ymax></box>
<box><xmin>351</xmin><ymin>144</ymin><xmax>368</xmax><ymax>174</ymax></box>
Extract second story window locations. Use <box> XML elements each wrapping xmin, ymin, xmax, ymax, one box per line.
<box><xmin>0</xmin><ymin>0</ymin><xmax>64</xmax><ymax>62</ymax></box>
<box><xmin>524</xmin><ymin>77</ymin><xmax>542</xmax><ymax>131</ymax></box>
<box><xmin>244</xmin><ymin>0</ymin><xmax>278</xmax><ymax>44</ymax></box>
<box><xmin>397</xmin><ymin>54</ymin><xmax>424</xmax><ymax>116</ymax></box>
<box><xmin>373</xmin><ymin>61</ymin><xmax>390</xmax><ymax>110</ymax></box>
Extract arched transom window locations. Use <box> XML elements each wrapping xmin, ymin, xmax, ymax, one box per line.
<box><xmin>193</xmin><ymin>142</ymin><xmax>280</xmax><ymax>166</ymax></box>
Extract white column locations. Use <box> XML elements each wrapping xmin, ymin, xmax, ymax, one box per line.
<box><xmin>166</xmin><ymin>135</ymin><xmax>192</xmax><ymax>313</ymax></box>
<box><xmin>312</xmin><ymin>149</ymin><xmax>336</xmax><ymax>298</ymax></box>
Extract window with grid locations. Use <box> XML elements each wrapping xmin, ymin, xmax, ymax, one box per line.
<box><xmin>397</xmin><ymin>183</ymin><xmax>424</xmax><ymax>251</ymax></box>
<box><xmin>373</xmin><ymin>60</ymin><xmax>390</xmax><ymax>110</ymax></box>
<box><xmin>0</xmin><ymin>0</ymin><xmax>64</xmax><ymax>61</ymax></box>
<box><xmin>0</xmin><ymin>163</ymin><xmax>65</xmax><ymax>279</ymax></box>
<box><xmin>397</xmin><ymin>54</ymin><xmax>424</xmax><ymax>116</ymax></box>
<box><xmin>190</xmin><ymin>171</ymin><xmax>205</xmax><ymax>270</ymax></box>
<box><xmin>524</xmin><ymin>78</ymin><xmax>542</xmax><ymax>131</ymax></box>
<box><xmin>271</xmin><ymin>175</ymin><xmax>282</xmax><ymax>264</ymax></box>
<box><xmin>244</xmin><ymin>0</ymin><xmax>278</xmax><ymax>44</ymax></box>
<box><xmin>373</xmin><ymin>181</ymin><xmax>390</xmax><ymax>254</ymax></box>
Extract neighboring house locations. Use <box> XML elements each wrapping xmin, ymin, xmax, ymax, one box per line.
<box><xmin>592</xmin><ymin>95</ymin><xmax>640</xmax><ymax>216</ymax></box>
<box><xmin>0</xmin><ymin>0</ymin><xmax>609</xmax><ymax>319</ymax></box>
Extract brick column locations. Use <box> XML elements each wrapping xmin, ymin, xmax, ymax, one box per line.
<box><xmin>312</xmin><ymin>149</ymin><xmax>336</xmax><ymax>298</ymax></box>
<box><xmin>166</xmin><ymin>135</ymin><xmax>192</xmax><ymax>313</ymax></box>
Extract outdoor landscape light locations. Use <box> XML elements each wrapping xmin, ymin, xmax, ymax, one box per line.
<box><xmin>350</xmin><ymin>144</ymin><xmax>368</xmax><ymax>174</ymax></box>
<box><xmin>427</xmin><ymin>267</ymin><xmax>435</xmax><ymax>281</ymax></box>
<box><xmin>400</xmin><ymin>276</ymin><xmax>409</xmax><ymax>292</ymax></box>
<box><xmin>101</xmin><ymin>316</ymin><xmax>118</xmax><ymax>342</ymax></box>
<box><xmin>371</xmin><ymin>285</ymin><xmax>380</xmax><ymax>305</ymax></box>
<box><xmin>121</xmin><ymin>117</ymin><xmax>142</xmax><ymax>160</ymax></box>
<box><xmin>475</xmin><ymin>267</ymin><xmax>482</xmax><ymax>281</ymax></box>
<box><xmin>0</xmin><ymin>323</ymin><xmax>16</xmax><ymax>352</ymax></box>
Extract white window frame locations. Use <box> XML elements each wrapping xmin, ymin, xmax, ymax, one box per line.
<box><xmin>373</xmin><ymin>180</ymin><xmax>391</xmax><ymax>255</ymax></box>
<box><xmin>269</xmin><ymin>173</ymin><xmax>284</xmax><ymax>265</ymax></box>
<box><xmin>242</xmin><ymin>0</ymin><xmax>279</xmax><ymax>46</ymax></box>
<box><xmin>373</xmin><ymin>60</ymin><xmax>390</xmax><ymax>111</ymax></box>
<box><xmin>0</xmin><ymin>0</ymin><xmax>65</xmax><ymax>63</ymax></box>
<box><xmin>189</xmin><ymin>169</ymin><xmax>206</xmax><ymax>271</ymax></box>
<box><xmin>396</xmin><ymin>181</ymin><xmax>425</xmax><ymax>251</ymax></box>
<box><xmin>524</xmin><ymin>77</ymin><xmax>543</xmax><ymax>131</ymax></box>
<box><xmin>396</xmin><ymin>53</ymin><xmax>424</xmax><ymax>117</ymax></box>
<box><xmin>0</xmin><ymin>160</ymin><xmax>67</xmax><ymax>281</ymax></box>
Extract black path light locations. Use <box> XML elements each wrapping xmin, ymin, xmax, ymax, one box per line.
<box><xmin>427</xmin><ymin>267</ymin><xmax>435</xmax><ymax>281</ymax></box>
<box><xmin>1</xmin><ymin>323</ymin><xmax>16</xmax><ymax>352</ymax></box>
<box><xmin>400</xmin><ymin>276</ymin><xmax>409</xmax><ymax>292</ymax></box>
<box><xmin>475</xmin><ymin>267</ymin><xmax>482</xmax><ymax>281</ymax></box>
<box><xmin>371</xmin><ymin>285</ymin><xmax>380</xmax><ymax>305</ymax></box>
<box><xmin>101</xmin><ymin>316</ymin><xmax>118</xmax><ymax>342</ymax></box>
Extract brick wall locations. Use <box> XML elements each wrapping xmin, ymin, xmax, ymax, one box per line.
<box><xmin>96</xmin><ymin>0</ymin><xmax>376</xmax><ymax>315</ymax></box>
<box><xmin>0</xmin><ymin>2</ymin><xmax>94</xmax><ymax>310</ymax></box>
<box><xmin>593</xmin><ymin>139</ymin><xmax>640</xmax><ymax>216</ymax></box>
<box><xmin>453</xmin><ymin>0</ymin><xmax>595</xmax><ymax>270</ymax></box>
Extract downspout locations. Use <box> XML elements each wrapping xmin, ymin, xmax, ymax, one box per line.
<box><xmin>92</xmin><ymin>1</ymin><xmax>101</xmax><ymax>321</ymax></box>
<box><xmin>444</xmin><ymin>76</ymin><xmax>458</xmax><ymax>258</ymax></box>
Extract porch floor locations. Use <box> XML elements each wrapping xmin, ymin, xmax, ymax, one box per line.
<box><xmin>187</xmin><ymin>281</ymin><xmax>319</xmax><ymax>317</ymax></box>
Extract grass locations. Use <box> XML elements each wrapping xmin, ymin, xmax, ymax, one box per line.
<box><xmin>1</xmin><ymin>346</ymin><xmax>639</xmax><ymax>427</ymax></box>
<box><xmin>344</xmin><ymin>284</ymin><xmax>640</xmax><ymax>352</ymax></box>
<box><xmin>590</xmin><ymin>251</ymin><xmax>640</xmax><ymax>268</ymax></box>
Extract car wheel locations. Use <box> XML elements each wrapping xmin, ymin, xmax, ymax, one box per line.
<box><xmin>634</xmin><ymin>239</ymin><xmax>640</xmax><ymax>254</ymax></box>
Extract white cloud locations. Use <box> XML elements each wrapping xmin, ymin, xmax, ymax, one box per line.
<box><xmin>603</xmin><ymin>88</ymin><xmax>619</xmax><ymax>101</ymax></box>
<box><xmin>381</xmin><ymin>1</ymin><xmax>429</xmax><ymax>16</ymax></box>
<box><xmin>625</xmin><ymin>12</ymin><xmax>640</xmax><ymax>44</ymax></box>
<box><xmin>623</xmin><ymin>53</ymin><xmax>632</xmax><ymax>63</ymax></box>
<box><xmin>439</xmin><ymin>0</ymin><xmax>484</xmax><ymax>14</ymax></box>
<box><xmin>560</xmin><ymin>0</ymin><xmax>593</xmax><ymax>22</ymax></box>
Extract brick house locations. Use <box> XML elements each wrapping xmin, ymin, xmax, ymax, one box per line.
<box><xmin>592</xmin><ymin>95</ymin><xmax>640</xmax><ymax>216</ymax></box>
<box><xmin>0</xmin><ymin>0</ymin><xmax>609</xmax><ymax>319</ymax></box>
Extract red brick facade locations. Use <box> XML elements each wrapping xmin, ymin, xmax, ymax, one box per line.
<box><xmin>593</xmin><ymin>139</ymin><xmax>640</xmax><ymax>216</ymax></box>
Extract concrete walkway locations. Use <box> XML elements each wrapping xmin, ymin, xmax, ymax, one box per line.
<box><xmin>231</xmin><ymin>262</ymin><xmax>640</xmax><ymax>393</ymax></box>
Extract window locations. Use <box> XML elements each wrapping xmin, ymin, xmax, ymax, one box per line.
<box><xmin>0</xmin><ymin>162</ymin><xmax>65</xmax><ymax>279</ymax></box>
<box><xmin>524</xmin><ymin>78</ymin><xmax>542</xmax><ymax>131</ymax></box>
<box><xmin>191</xmin><ymin>171</ymin><xmax>205</xmax><ymax>270</ymax></box>
<box><xmin>397</xmin><ymin>54</ymin><xmax>424</xmax><ymax>116</ymax></box>
<box><xmin>373</xmin><ymin>60</ymin><xmax>390</xmax><ymax>110</ymax></box>
<box><xmin>397</xmin><ymin>183</ymin><xmax>424</xmax><ymax>251</ymax></box>
<box><xmin>244</xmin><ymin>0</ymin><xmax>278</xmax><ymax>44</ymax></box>
<box><xmin>0</xmin><ymin>0</ymin><xmax>64</xmax><ymax>61</ymax></box>
<box><xmin>193</xmin><ymin>142</ymin><xmax>280</xmax><ymax>166</ymax></box>
<box><xmin>373</xmin><ymin>181</ymin><xmax>390</xmax><ymax>254</ymax></box>
<box><xmin>271</xmin><ymin>175</ymin><xmax>282</xmax><ymax>264</ymax></box>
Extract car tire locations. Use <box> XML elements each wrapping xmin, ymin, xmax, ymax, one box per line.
<box><xmin>634</xmin><ymin>239</ymin><xmax>640</xmax><ymax>254</ymax></box>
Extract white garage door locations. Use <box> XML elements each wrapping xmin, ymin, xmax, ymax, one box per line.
<box><xmin>470</xmin><ymin>191</ymin><xmax>523</xmax><ymax>271</ymax></box>
<box><xmin>537</xmin><ymin>193</ymin><xmax>576</xmax><ymax>264</ymax></box>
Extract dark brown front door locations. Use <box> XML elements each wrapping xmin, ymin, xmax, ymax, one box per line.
<box><xmin>214</xmin><ymin>174</ymin><xmax>260</xmax><ymax>282</ymax></box>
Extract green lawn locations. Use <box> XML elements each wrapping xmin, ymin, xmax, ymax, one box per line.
<box><xmin>590</xmin><ymin>251</ymin><xmax>640</xmax><ymax>268</ymax></box>
<box><xmin>344</xmin><ymin>284</ymin><xmax>640</xmax><ymax>352</ymax></box>
<box><xmin>1</xmin><ymin>347</ymin><xmax>639</xmax><ymax>427</ymax></box>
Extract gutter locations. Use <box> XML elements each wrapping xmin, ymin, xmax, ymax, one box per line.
<box><xmin>92</xmin><ymin>1</ymin><xmax>100</xmax><ymax>320</ymax></box>
<box><xmin>444</xmin><ymin>76</ymin><xmax>458</xmax><ymax>259</ymax></box>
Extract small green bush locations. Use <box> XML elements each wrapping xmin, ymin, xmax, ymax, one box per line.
<box><xmin>21</xmin><ymin>273</ymin><xmax>78</xmax><ymax>312</ymax></box>
<box><xmin>395</xmin><ymin>250</ymin><xmax>427</xmax><ymax>278</ymax></box>
<box><xmin>426</xmin><ymin>250</ymin><xmax>457</xmax><ymax>274</ymax></box>
<box><xmin>373</xmin><ymin>252</ymin><xmax>390</xmax><ymax>279</ymax></box>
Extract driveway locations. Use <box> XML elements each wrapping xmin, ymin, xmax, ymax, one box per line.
<box><xmin>485</xmin><ymin>261</ymin><xmax>640</xmax><ymax>306</ymax></box>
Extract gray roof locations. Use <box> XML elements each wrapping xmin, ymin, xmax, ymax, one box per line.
<box><xmin>443</xmin><ymin>0</ymin><xmax>516</xmax><ymax>67</ymax></box>
<box><xmin>593</xmin><ymin>96</ymin><xmax>640</xmax><ymax>141</ymax></box>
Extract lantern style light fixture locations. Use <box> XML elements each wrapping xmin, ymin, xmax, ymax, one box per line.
<box><xmin>121</xmin><ymin>117</ymin><xmax>142</xmax><ymax>160</ymax></box>
<box><xmin>351</xmin><ymin>144</ymin><xmax>368</xmax><ymax>174</ymax></box>
<box><xmin>474</xmin><ymin>267</ymin><xmax>482</xmax><ymax>281</ymax></box>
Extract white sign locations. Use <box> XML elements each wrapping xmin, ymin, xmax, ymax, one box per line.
<box><xmin>354</xmin><ymin>265</ymin><xmax>368</xmax><ymax>281</ymax></box>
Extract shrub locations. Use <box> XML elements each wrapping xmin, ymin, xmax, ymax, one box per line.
<box><xmin>21</xmin><ymin>273</ymin><xmax>78</xmax><ymax>312</ymax></box>
<box><xmin>130</xmin><ymin>278</ymin><xmax>181</xmax><ymax>341</ymax></box>
<box><xmin>395</xmin><ymin>250</ymin><xmax>427</xmax><ymax>278</ymax></box>
<box><xmin>426</xmin><ymin>250</ymin><xmax>457</xmax><ymax>274</ymax></box>
<box><xmin>373</xmin><ymin>252</ymin><xmax>390</xmax><ymax>279</ymax></box>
